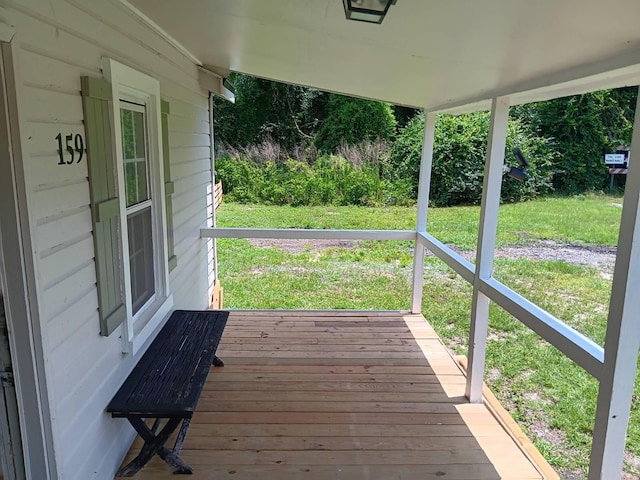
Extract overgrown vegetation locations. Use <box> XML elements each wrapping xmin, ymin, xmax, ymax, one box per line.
<box><xmin>388</xmin><ymin>112</ymin><xmax>555</xmax><ymax>205</ymax></box>
<box><xmin>214</xmin><ymin>74</ymin><xmax>636</xmax><ymax>206</ymax></box>
<box><xmin>216</xmin><ymin>140</ymin><xmax>398</xmax><ymax>206</ymax></box>
<box><xmin>512</xmin><ymin>88</ymin><xmax>637</xmax><ymax>194</ymax></box>
<box><xmin>215</xmin><ymin>196</ymin><xmax>637</xmax><ymax>478</ymax></box>
<box><xmin>215</xmin><ymin>113</ymin><xmax>555</xmax><ymax>207</ymax></box>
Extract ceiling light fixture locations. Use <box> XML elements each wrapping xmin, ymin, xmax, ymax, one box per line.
<box><xmin>342</xmin><ymin>0</ymin><xmax>397</xmax><ymax>24</ymax></box>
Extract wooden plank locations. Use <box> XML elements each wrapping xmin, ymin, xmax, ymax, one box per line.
<box><xmin>184</xmin><ymin>422</ymin><xmax>507</xmax><ymax>438</ymax></box>
<box><xmin>38</xmin><ymin>234</ymin><xmax>94</xmax><ymax>288</ymax></box>
<box><xmin>219</xmin><ymin>337</ymin><xmax>412</xmax><ymax>345</ymax></box>
<box><xmin>225</xmin><ymin>319</ymin><xmax>422</xmax><ymax>326</ymax></box>
<box><xmin>203</xmin><ymin>381</ymin><xmax>464</xmax><ymax>394</ymax></box>
<box><xmin>192</xmin><ymin>411</ymin><xmax>498</xmax><ymax>426</ymax></box>
<box><xmin>218</xmin><ymin>344</ymin><xmax>427</xmax><ymax>353</ymax></box>
<box><xmin>312</xmin><ymin>321</ymin><xmax>410</xmax><ymax>327</ymax></box>
<box><xmin>227</xmin><ymin>311</ymin><xmax>412</xmax><ymax>318</ymax></box>
<box><xmin>182</xmin><ymin>435</ymin><xmax>494</xmax><ymax>451</ymax></box>
<box><xmin>215</xmin><ymin>351</ymin><xmax>430</xmax><ymax>359</ymax></box>
<box><xmin>166</xmin><ymin>112</ymin><xmax>210</xmax><ymax>135</ymax></box>
<box><xmin>170</xmin><ymin>156</ymin><xmax>211</xmax><ymax>181</ymax></box>
<box><xmin>207</xmin><ymin>365</ymin><xmax>453</xmax><ymax>375</ymax></box>
<box><xmin>219</xmin><ymin>330</ymin><xmax>426</xmax><ymax>339</ymax></box>
<box><xmin>197</xmin><ymin>400</ymin><xmax>465</xmax><ymax>414</ymax></box>
<box><xmin>213</xmin><ymin>180</ymin><xmax>223</xmax><ymax>210</ymax></box>
<box><xmin>130</xmin><ymin>448</ymin><xmax>495</xmax><ymax>465</ymax></box>
<box><xmin>204</xmin><ymin>372</ymin><xmax>465</xmax><ymax>384</ymax></box>
<box><xmin>224</xmin><ymin>326</ymin><xmax>422</xmax><ymax>333</ymax></box>
<box><xmin>41</xmin><ymin>262</ymin><xmax>96</xmax><ymax>320</ymax></box>
<box><xmin>214</xmin><ymin>357</ymin><xmax>432</xmax><ymax>367</ymax></box>
<box><xmin>126</xmin><ymin>462</ymin><xmax>522</xmax><ymax>480</ymax></box>
<box><xmin>198</xmin><ymin>391</ymin><xmax>461</xmax><ymax>403</ymax></box>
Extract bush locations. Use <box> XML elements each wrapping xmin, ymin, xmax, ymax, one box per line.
<box><xmin>215</xmin><ymin>140</ymin><xmax>398</xmax><ymax>207</ymax></box>
<box><xmin>388</xmin><ymin>112</ymin><xmax>555</xmax><ymax>206</ymax></box>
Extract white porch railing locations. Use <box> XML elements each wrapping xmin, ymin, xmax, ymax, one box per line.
<box><xmin>199</xmin><ymin>225</ymin><xmax>605</xmax><ymax>380</ymax></box>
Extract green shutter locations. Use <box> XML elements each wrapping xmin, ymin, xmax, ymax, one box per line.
<box><xmin>161</xmin><ymin>100</ymin><xmax>177</xmax><ymax>272</ymax></box>
<box><xmin>81</xmin><ymin>76</ymin><xmax>126</xmax><ymax>336</ymax></box>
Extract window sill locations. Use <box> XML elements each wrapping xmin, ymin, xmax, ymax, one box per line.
<box><xmin>124</xmin><ymin>294</ymin><xmax>173</xmax><ymax>355</ymax></box>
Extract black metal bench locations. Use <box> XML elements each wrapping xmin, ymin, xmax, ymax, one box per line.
<box><xmin>107</xmin><ymin>309</ymin><xmax>228</xmax><ymax>477</ymax></box>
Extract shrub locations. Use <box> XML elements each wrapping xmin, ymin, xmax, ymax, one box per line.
<box><xmin>389</xmin><ymin>112</ymin><xmax>555</xmax><ymax>206</ymax></box>
<box><xmin>215</xmin><ymin>140</ymin><xmax>398</xmax><ymax>207</ymax></box>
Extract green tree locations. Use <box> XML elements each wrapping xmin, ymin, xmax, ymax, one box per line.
<box><xmin>389</xmin><ymin>112</ymin><xmax>554</xmax><ymax>206</ymax></box>
<box><xmin>314</xmin><ymin>95</ymin><xmax>396</xmax><ymax>153</ymax></box>
<box><xmin>512</xmin><ymin>88</ymin><xmax>637</xmax><ymax>194</ymax></box>
<box><xmin>214</xmin><ymin>74</ymin><xmax>400</xmax><ymax>157</ymax></box>
<box><xmin>213</xmin><ymin>73</ymin><xmax>327</xmax><ymax>150</ymax></box>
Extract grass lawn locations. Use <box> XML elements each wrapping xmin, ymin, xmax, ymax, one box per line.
<box><xmin>216</xmin><ymin>194</ymin><xmax>638</xmax><ymax>478</ymax></box>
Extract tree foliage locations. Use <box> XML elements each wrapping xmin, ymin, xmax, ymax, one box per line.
<box><xmin>314</xmin><ymin>95</ymin><xmax>396</xmax><ymax>153</ymax></box>
<box><xmin>214</xmin><ymin>73</ymin><xmax>396</xmax><ymax>154</ymax></box>
<box><xmin>214</xmin><ymin>73</ymin><xmax>637</xmax><ymax>206</ymax></box>
<box><xmin>389</xmin><ymin>112</ymin><xmax>554</xmax><ymax>206</ymax></box>
<box><xmin>214</xmin><ymin>73</ymin><xmax>327</xmax><ymax>150</ymax></box>
<box><xmin>512</xmin><ymin>88</ymin><xmax>637</xmax><ymax>194</ymax></box>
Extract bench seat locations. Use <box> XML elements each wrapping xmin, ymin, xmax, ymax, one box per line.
<box><xmin>108</xmin><ymin>309</ymin><xmax>228</xmax><ymax>476</ymax></box>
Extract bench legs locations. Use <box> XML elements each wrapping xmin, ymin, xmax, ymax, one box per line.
<box><xmin>116</xmin><ymin>416</ymin><xmax>192</xmax><ymax>477</ymax></box>
<box><xmin>213</xmin><ymin>355</ymin><xmax>224</xmax><ymax>367</ymax></box>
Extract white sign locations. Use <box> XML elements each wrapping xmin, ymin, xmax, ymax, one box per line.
<box><xmin>605</xmin><ymin>153</ymin><xmax>627</xmax><ymax>166</ymax></box>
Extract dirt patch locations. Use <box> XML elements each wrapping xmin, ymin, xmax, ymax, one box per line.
<box><xmin>248</xmin><ymin>238</ymin><xmax>617</xmax><ymax>272</ymax></box>
<box><xmin>248</xmin><ymin>238</ymin><xmax>359</xmax><ymax>254</ymax></box>
<box><xmin>623</xmin><ymin>452</ymin><xmax>640</xmax><ymax>479</ymax></box>
<box><xmin>482</xmin><ymin>240</ymin><xmax>615</xmax><ymax>273</ymax></box>
<box><xmin>434</xmin><ymin>239</ymin><xmax>616</xmax><ymax>274</ymax></box>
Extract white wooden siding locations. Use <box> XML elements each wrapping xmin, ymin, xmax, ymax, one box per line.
<box><xmin>6</xmin><ymin>0</ymin><xmax>216</xmax><ymax>478</ymax></box>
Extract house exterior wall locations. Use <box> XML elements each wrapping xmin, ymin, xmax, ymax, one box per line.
<box><xmin>3</xmin><ymin>0</ymin><xmax>216</xmax><ymax>478</ymax></box>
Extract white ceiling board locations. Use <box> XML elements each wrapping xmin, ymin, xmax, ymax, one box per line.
<box><xmin>124</xmin><ymin>0</ymin><xmax>640</xmax><ymax>110</ymax></box>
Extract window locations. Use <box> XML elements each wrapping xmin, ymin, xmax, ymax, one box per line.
<box><xmin>120</xmin><ymin>102</ymin><xmax>155</xmax><ymax>316</ymax></box>
<box><xmin>82</xmin><ymin>60</ymin><xmax>176</xmax><ymax>348</ymax></box>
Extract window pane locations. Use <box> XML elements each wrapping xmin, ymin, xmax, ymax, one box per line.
<box><xmin>134</xmin><ymin>110</ymin><xmax>146</xmax><ymax>159</ymax></box>
<box><xmin>121</xmin><ymin>106</ymin><xmax>150</xmax><ymax>207</ymax></box>
<box><xmin>136</xmin><ymin>161</ymin><xmax>149</xmax><ymax>204</ymax></box>
<box><xmin>120</xmin><ymin>109</ymin><xmax>135</xmax><ymax>159</ymax></box>
<box><xmin>127</xmin><ymin>207</ymin><xmax>154</xmax><ymax>315</ymax></box>
<box><xmin>125</xmin><ymin>162</ymin><xmax>138</xmax><ymax>206</ymax></box>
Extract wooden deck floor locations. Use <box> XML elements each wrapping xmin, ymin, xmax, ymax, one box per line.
<box><xmin>122</xmin><ymin>311</ymin><xmax>554</xmax><ymax>479</ymax></box>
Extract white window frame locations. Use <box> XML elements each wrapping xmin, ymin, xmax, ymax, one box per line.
<box><xmin>102</xmin><ymin>58</ymin><xmax>172</xmax><ymax>354</ymax></box>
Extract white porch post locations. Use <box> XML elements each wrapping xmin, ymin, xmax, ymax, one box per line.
<box><xmin>411</xmin><ymin>112</ymin><xmax>436</xmax><ymax>314</ymax></box>
<box><xmin>465</xmin><ymin>97</ymin><xmax>509</xmax><ymax>402</ymax></box>
<box><xmin>589</xmin><ymin>87</ymin><xmax>640</xmax><ymax>479</ymax></box>
<box><xmin>209</xmin><ymin>93</ymin><xmax>219</xmax><ymax>282</ymax></box>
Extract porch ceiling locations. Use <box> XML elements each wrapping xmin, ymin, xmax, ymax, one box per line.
<box><xmin>125</xmin><ymin>0</ymin><xmax>640</xmax><ymax>111</ymax></box>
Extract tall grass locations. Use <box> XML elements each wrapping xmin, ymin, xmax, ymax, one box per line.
<box><xmin>216</xmin><ymin>138</ymin><xmax>409</xmax><ymax>206</ymax></box>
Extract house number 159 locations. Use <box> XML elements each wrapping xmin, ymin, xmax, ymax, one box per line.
<box><xmin>56</xmin><ymin>133</ymin><xmax>84</xmax><ymax>165</ymax></box>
